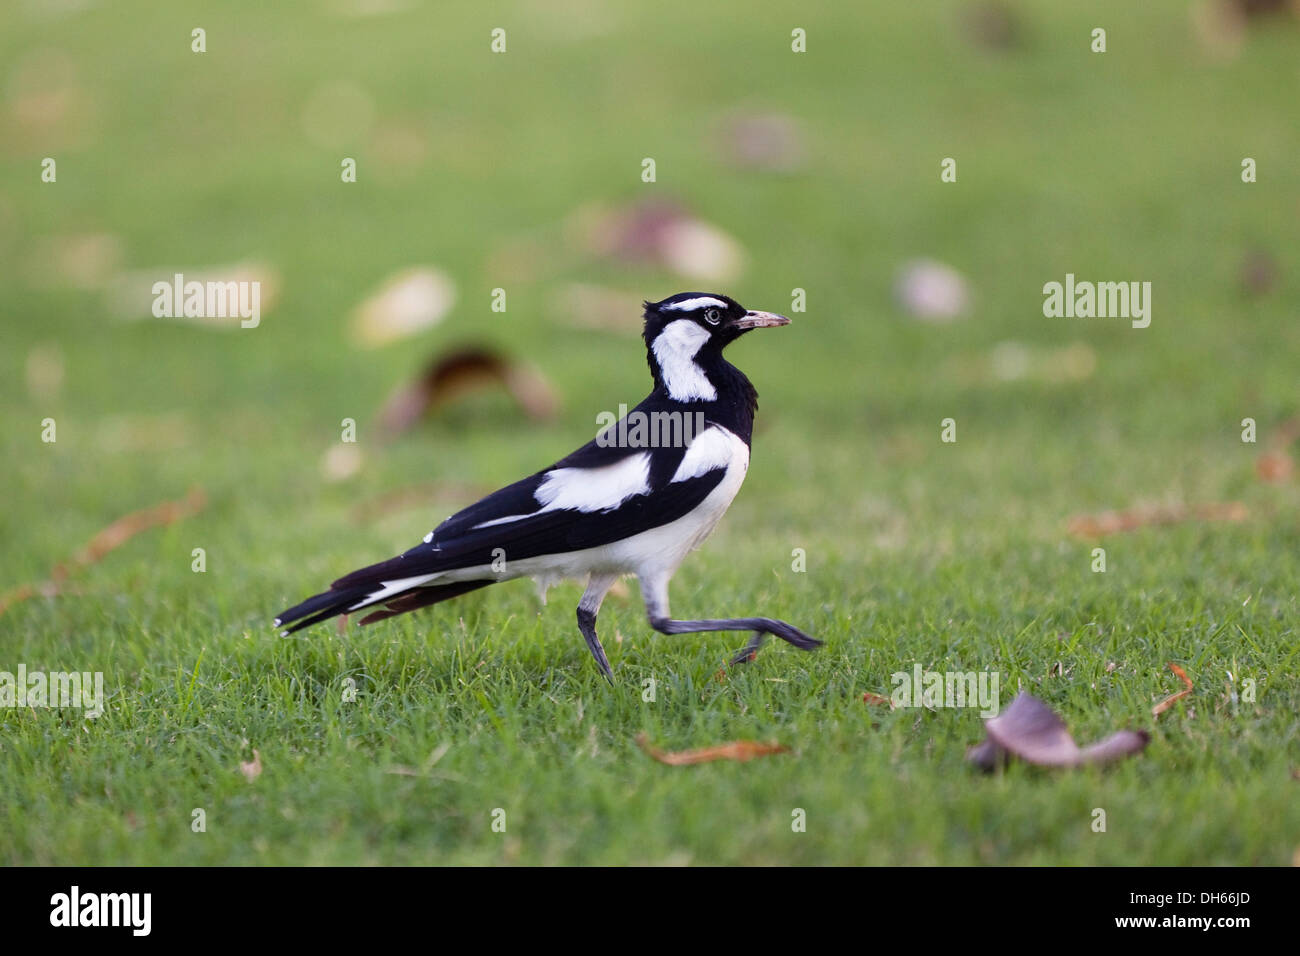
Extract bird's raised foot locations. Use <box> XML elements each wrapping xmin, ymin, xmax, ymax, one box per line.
<box><xmin>729</xmin><ymin>631</ymin><xmax>767</xmax><ymax>667</ymax></box>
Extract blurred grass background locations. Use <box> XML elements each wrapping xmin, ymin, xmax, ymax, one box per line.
<box><xmin>0</xmin><ymin>0</ymin><xmax>1298</xmax><ymax>864</ymax></box>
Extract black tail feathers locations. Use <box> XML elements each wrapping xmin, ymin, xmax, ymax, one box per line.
<box><xmin>275</xmin><ymin>578</ymin><xmax>495</xmax><ymax>635</ymax></box>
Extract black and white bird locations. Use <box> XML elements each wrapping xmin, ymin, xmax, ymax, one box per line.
<box><xmin>275</xmin><ymin>292</ymin><xmax>821</xmax><ymax>679</ymax></box>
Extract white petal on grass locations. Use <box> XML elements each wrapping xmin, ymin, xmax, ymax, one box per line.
<box><xmin>322</xmin><ymin>444</ymin><xmax>364</xmax><ymax>482</ymax></box>
<box><xmin>894</xmin><ymin>258</ymin><xmax>971</xmax><ymax>322</ymax></box>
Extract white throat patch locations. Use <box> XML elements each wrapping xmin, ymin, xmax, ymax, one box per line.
<box><xmin>651</xmin><ymin>319</ymin><xmax>716</xmax><ymax>402</ymax></box>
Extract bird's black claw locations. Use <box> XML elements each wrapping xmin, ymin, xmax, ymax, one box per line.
<box><xmin>729</xmin><ymin>631</ymin><xmax>767</xmax><ymax>666</ymax></box>
<box><xmin>583</xmin><ymin>633</ymin><xmax>615</xmax><ymax>683</ymax></box>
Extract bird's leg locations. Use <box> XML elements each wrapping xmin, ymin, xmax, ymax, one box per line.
<box><xmin>576</xmin><ymin>573</ymin><xmax>620</xmax><ymax>683</ymax></box>
<box><xmin>638</xmin><ymin>575</ymin><xmax>822</xmax><ymax>662</ymax></box>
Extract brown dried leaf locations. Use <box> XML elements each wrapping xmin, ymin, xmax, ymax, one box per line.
<box><xmin>1256</xmin><ymin>450</ymin><xmax>1294</xmax><ymax>483</ymax></box>
<box><xmin>862</xmin><ymin>691</ymin><xmax>892</xmax><ymax>707</ymax></box>
<box><xmin>1067</xmin><ymin>501</ymin><xmax>1247</xmax><ymax>537</ymax></box>
<box><xmin>967</xmin><ymin>692</ymin><xmax>1149</xmax><ymax>771</ymax></box>
<box><xmin>1256</xmin><ymin>416</ymin><xmax>1300</xmax><ymax>483</ymax></box>
<box><xmin>60</xmin><ymin>487</ymin><xmax>207</xmax><ymax>578</ymax></box>
<box><xmin>635</xmin><ymin>733</ymin><xmax>788</xmax><ymax>766</ymax></box>
<box><xmin>1152</xmin><ymin>662</ymin><xmax>1194</xmax><ymax>718</ymax></box>
<box><xmin>0</xmin><ymin>488</ymin><xmax>206</xmax><ymax>618</ymax></box>
<box><xmin>376</xmin><ymin>346</ymin><xmax>560</xmax><ymax>439</ymax></box>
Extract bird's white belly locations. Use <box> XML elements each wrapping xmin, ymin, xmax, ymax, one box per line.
<box><xmin>430</xmin><ymin>428</ymin><xmax>750</xmax><ymax>593</ymax></box>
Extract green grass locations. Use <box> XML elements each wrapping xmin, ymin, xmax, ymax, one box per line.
<box><xmin>2</xmin><ymin>0</ymin><xmax>1298</xmax><ymax>864</ymax></box>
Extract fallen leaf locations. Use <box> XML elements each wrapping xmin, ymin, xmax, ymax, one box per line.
<box><xmin>1067</xmin><ymin>501</ymin><xmax>1247</xmax><ymax>537</ymax></box>
<box><xmin>0</xmin><ymin>488</ymin><xmax>206</xmax><ymax>617</ymax></box>
<box><xmin>63</xmin><ymin>487</ymin><xmax>207</xmax><ymax>575</ymax></box>
<box><xmin>375</xmin><ymin>345</ymin><xmax>560</xmax><ymax>438</ymax></box>
<box><xmin>1256</xmin><ymin>450</ymin><xmax>1294</xmax><ymax>483</ymax></box>
<box><xmin>862</xmin><ymin>691</ymin><xmax>892</xmax><ymax>707</ymax></box>
<box><xmin>351</xmin><ymin>267</ymin><xmax>456</xmax><ymax>347</ymax></box>
<box><xmin>239</xmin><ymin>749</ymin><xmax>263</xmax><ymax>782</ymax></box>
<box><xmin>635</xmin><ymin>733</ymin><xmax>788</xmax><ymax>766</ymax></box>
<box><xmin>1256</xmin><ymin>416</ymin><xmax>1299</xmax><ymax>484</ymax></box>
<box><xmin>1152</xmin><ymin>662</ymin><xmax>1194</xmax><ymax>718</ymax></box>
<box><xmin>967</xmin><ymin>692</ymin><xmax>1149</xmax><ymax>771</ymax></box>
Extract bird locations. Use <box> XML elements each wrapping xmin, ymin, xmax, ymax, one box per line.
<box><xmin>274</xmin><ymin>292</ymin><xmax>822</xmax><ymax>680</ymax></box>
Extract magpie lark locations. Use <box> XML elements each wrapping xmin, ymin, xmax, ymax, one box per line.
<box><xmin>275</xmin><ymin>292</ymin><xmax>822</xmax><ymax>680</ymax></box>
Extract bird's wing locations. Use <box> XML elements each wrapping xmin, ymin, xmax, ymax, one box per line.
<box><xmin>331</xmin><ymin>421</ymin><xmax>739</xmax><ymax>589</ymax></box>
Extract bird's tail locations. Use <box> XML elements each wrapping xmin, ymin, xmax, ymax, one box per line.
<box><xmin>275</xmin><ymin>575</ymin><xmax>494</xmax><ymax>634</ymax></box>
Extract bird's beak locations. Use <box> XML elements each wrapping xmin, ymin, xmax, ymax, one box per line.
<box><xmin>733</xmin><ymin>310</ymin><xmax>790</xmax><ymax>330</ymax></box>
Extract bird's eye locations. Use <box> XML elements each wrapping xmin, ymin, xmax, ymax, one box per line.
<box><xmin>704</xmin><ymin>308</ymin><xmax>721</xmax><ymax>325</ymax></box>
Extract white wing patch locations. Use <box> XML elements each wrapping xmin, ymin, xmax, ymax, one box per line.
<box><xmin>471</xmin><ymin>452</ymin><xmax>652</xmax><ymax>530</ymax></box>
<box><xmin>671</xmin><ymin>425</ymin><xmax>744</xmax><ymax>483</ymax></box>
<box><xmin>651</xmin><ymin>319</ymin><xmax>716</xmax><ymax>402</ymax></box>
<box><xmin>537</xmin><ymin>453</ymin><xmax>651</xmax><ymax>511</ymax></box>
<box><xmin>663</xmin><ymin>296</ymin><xmax>727</xmax><ymax>313</ymax></box>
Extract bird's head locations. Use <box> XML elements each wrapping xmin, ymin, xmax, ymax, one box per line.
<box><xmin>640</xmin><ymin>293</ymin><xmax>788</xmax><ymax>401</ymax></box>
<box><xmin>642</xmin><ymin>292</ymin><xmax>789</xmax><ymax>351</ymax></box>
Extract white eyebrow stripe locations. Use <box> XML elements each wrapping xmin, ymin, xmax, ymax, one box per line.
<box><xmin>663</xmin><ymin>296</ymin><xmax>727</xmax><ymax>313</ymax></box>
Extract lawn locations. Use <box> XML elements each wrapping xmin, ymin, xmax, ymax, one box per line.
<box><xmin>1</xmin><ymin>0</ymin><xmax>1298</xmax><ymax>865</ymax></box>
